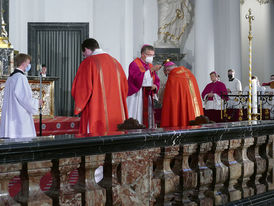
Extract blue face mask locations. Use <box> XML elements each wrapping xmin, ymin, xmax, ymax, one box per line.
<box><xmin>25</xmin><ymin>64</ymin><xmax>31</xmax><ymax>72</ymax></box>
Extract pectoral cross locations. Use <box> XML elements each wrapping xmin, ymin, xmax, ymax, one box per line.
<box><xmin>245</xmin><ymin>8</ymin><xmax>255</xmax><ymax>40</ymax></box>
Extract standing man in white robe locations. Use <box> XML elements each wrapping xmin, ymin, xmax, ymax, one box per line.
<box><xmin>0</xmin><ymin>53</ymin><xmax>40</xmax><ymax>138</ymax></box>
<box><xmin>225</xmin><ymin>69</ymin><xmax>242</xmax><ymax>119</ymax></box>
<box><xmin>225</xmin><ymin>69</ymin><xmax>242</xmax><ymax>95</ymax></box>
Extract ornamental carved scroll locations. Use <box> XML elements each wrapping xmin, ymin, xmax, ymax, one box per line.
<box><xmin>155</xmin><ymin>0</ymin><xmax>192</xmax><ymax>48</ymax></box>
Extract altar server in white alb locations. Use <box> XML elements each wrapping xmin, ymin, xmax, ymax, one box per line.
<box><xmin>225</xmin><ymin>69</ymin><xmax>242</xmax><ymax>94</ymax></box>
<box><xmin>0</xmin><ymin>53</ymin><xmax>40</xmax><ymax>138</ymax></box>
<box><xmin>225</xmin><ymin>69</ymin><xmax>242</xmax><ymax>110</ymax></box>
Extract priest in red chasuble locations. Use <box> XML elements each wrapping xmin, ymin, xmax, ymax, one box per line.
<box><xmin>127</xmin><ymin>45</ymin><xmax>161</xmax><ymax>128</ymax></box>
<box><xmin>72</xmin><ymin>38</ymin><xmax>128</xmax><ymax>134</ymax></box>
<box><xmin>161</xmin><ymin>61</ymin><xmax>203</xmax><ymax>127</ymax></box>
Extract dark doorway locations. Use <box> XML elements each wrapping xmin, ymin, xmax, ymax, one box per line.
<box><xmin>28</xmin><ymin>22</ymin><xmax>89</xmax><ymax>116</ymax></box>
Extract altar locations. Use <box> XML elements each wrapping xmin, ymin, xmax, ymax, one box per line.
<box><xmin>0</xmin><ymin>76</ymin><xmax>59</xmax><ymax>117</ymax></box>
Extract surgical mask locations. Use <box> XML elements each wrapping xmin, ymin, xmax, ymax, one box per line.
<box><xmin>145</xmin><ymin>56</ymin><xmax>153</xmax><ymax>64</ymax></box>
<box><xmin>25</xmin><ymin>64</ymin><xmax>31</xmax><ymax>72</ymax></box>
<box><xmin>228</xmin><ymin>74</ymin><xmax>233</xmax><ymax>80</ymax></box>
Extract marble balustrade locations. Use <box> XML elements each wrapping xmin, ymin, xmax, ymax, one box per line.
<box><xmin>1</xmin><ymin>121</ymin><xmax>274</xmax><ymax>205</ymax></box>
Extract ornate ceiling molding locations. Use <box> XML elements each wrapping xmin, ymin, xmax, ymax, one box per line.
<box><xmin>241</xmin><ymin>0</ymin><xmax>272</xmax><ymax>5</ymax></box>
<box><xmin>257</xmin><ymin>0</ymin><xmax>272</xmax><ymax>4</ymax></box>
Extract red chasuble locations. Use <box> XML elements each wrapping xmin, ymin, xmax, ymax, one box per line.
<box><xmin>161</xmin><ymin>66</ymin><xmax>204</xmax><ymax>127</ymax></box>
<box><xmin>72</xmin><ymin>54</ymin><xmax>128</xmax><ymax>134</ymax></box>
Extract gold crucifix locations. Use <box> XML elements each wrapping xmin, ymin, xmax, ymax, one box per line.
<box><xmin>245</xmin><ymin>8</ymin><xmax>255</xmax><ymax>40</ymax></box>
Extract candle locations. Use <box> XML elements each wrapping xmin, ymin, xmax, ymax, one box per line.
<box><xmin>251</xmin><ymin>79</ymin><xmax>257</xmax><ymax>114</ymax></box>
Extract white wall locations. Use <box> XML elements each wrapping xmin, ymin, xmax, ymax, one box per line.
<box><xmin>9</xmin><ymin>0</ymin><xmax>158</xmax><ymax>75</ymax></box>
<box><xmin>10</xmin><ymin>0</ymin><xmax>93</xmax><ymax>53</ymax></box>
<box><xmin>214</xmin><ymin>0</ymin><xmax>242</xmax><ymax>83</ymax></box>
<box><xmin>240</xmin><ymin>0</ymin><xmax>274</xmax><ymax>87</ymax></box>
<box><xmin>194</xmin><ymin>0</ymin><xmax>216</xmax><ymax>91</ymax></box>
<box><xmin>193</xmin><ymin>0</ymin><xmax>242</xmax><ymax>91</ymax></box>
<box><xmin>11</xmin><ymin>0</ymin><xmax>273</xmax><ymax>90</ymax></box>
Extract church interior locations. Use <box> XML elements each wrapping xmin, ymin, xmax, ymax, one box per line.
<box><xmin>0</xmin><ymin>0</ymin><xmax>274</xmax><ymax>205</ymax></box>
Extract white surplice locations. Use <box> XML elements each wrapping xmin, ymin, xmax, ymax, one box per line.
<box><xmin>0</xmin><ymin>70</ymin><xmax>39</xmax><ymax>138</ymax></box>
<box><xmin>127</xmin><ymin>70</ymin><xmax>153</xmax><ymax>124</ymax></box>
<box><xmin>203</xmin><ymin>93</ymin><xmax>223</xmax><ymax>110</ymax></box>
<box><xmin>225</xmin><ymin>78</ymin><xmax>242</xmax><ymax>93</ymax></box>
<box><xmin>225</xmin><ymin>78</ymin><xmax>242</xmax><ymax>109</ymax></box>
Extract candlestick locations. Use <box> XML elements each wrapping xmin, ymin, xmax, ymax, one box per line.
<box><xmin>245</xmin><ymin>8</ymin><xmax>255</xmax><ymax>121</ymax></box>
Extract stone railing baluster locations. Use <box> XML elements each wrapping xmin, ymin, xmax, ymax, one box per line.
<box><xmin>197</xmin><ymin>142</ymin><xmax>213</xmax><ymax>205</ymax></box>
<box><xmin>153</xmin><ymin>146</ymin><xmax>180</xmax><ymax>205</ymax></box>
<box><xmin>0</xmin><ymin>163</ymin><xmax>21</xmax><ymax>205</ymax></box>
<box><xmin>209</xmin><ymin>140</ymin><xmax>229</xmax><ymax>205</ymax></box>
<box><xmin>249</xmin><ymin>136</ymin><xmax>267</xmax><ymax>194</ymax></box>
<box><xmin>85</xmin><ymin>154</ymin><xmax>106</xmax><ymax>205</ymax></box>
<box><xmin>225</xmin><ymin>139</ymin><xmax>242</xmax><ymax>201</ymax></box>
<box><xmin>27</xmin><ymin>160</ymin><xmax>52</xmax><ymax>205</ymax></box>
<box><xmin>240</xmin><ymin>137</ymin><xmax>254</xmax><ymax>198</ymax></box>
<box><xmin>267</xmin><ymin>135</ymin><xmax>274</xmax><ymax>190</ymax></box>
<box><xmin>112</xmin><ymin>148</ymin><xmax>161</xmax><ymax>205</ymax></box>
<box><xmin>59</xmin><ymin>157</ymin><xmax>82</xmax><ymax>205</ymax></box>
<box><xmin>182</xmin><ymin>143</ymin><xmax>198</xmax><ymax>205</ymax></box>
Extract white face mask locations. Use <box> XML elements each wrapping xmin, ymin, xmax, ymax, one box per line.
<box><xmin>25</xmin><ymin>64</ymin><xmax>31</xmax><ymax>72</ymax></box>
<box><xmin>145</xmin><ymin>56</ymin><xmax>153</xmax><ymax>64</ymax></box>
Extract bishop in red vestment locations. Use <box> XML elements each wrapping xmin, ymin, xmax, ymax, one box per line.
<box><xmin>161</xmin><ymin>61</ymin><xmax>204</xmax><ymax>127</ymax></box>
<box><xmin>72</xmin><ymin>38</ymin><xmax>128</xmax><ymax>134</ymax></box>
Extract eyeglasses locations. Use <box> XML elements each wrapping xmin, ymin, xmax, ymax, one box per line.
<box><xmin>145</xmin><ymin>53</ymin><xmax>155</xmax><ymax>57</ymax></box>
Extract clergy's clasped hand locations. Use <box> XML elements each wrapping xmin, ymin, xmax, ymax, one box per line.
<box><xmin>151</xmin><ymin>65</ymin><xmax>162</xmax><ymax>72</ymax></box>
<box><xmin>208</xmin><ymin>92</ymin><xmax>214</xmax><ymax>98</ymax></box>
<box><xmin>151</xmin><ymin>84</ymin><xmax>157</xmax><ymax>91</ymax></box>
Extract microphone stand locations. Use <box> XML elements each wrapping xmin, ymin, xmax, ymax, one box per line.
<box><xmin>39</xmin><ymin>67</ymin><xmax>42</xmax><ymax>136</ymax></box>
<box><xmin>37</xmin><ymin>44</ymin><xmax>42</xmax><ymax>136</ymax></box>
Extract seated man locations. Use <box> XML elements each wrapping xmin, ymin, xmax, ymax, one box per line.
<box><xmin>202</xmin><ymin>71</ymin><xmax>228</xmax><ymax>122</ymax></box>
<box><xmin>161</xmin><ymin>61</ymin><xmax>203</xmax><ymax>127</ymax></box>
<box><xmin>41</xmin><ymin>64</ymin><xmax>47</xmax><ymax>77</ymax></box>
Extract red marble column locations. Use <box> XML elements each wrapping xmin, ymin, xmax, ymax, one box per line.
<box><xmin>59</xmin><ymin>157</ymin><xmax>82</xmax><ymax>205</ymax></box>
<box><xmin>0</xmin><ymin>163</ymin><xmax>21</xmax><ymax>205</ymax></box>
<box><xmin>85</xmin><ymin>154</ymin><xmax>106</xmax><ymax>205</ymax></box>
<box><xmin>27</xmin><ymin>160</ymin><xmax>52</xmax><ymax>205</ymax></box>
